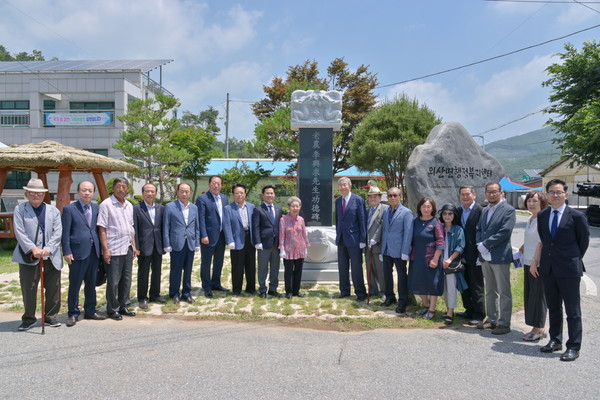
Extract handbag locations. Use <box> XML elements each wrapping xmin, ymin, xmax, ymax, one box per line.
<box><xmin>444</xmin><ymin>258</ymin><xmax>465</xmax><ymax>274</ymax></box>
<box><xmin>96</xmin><ymin>257</ymin><xmax>107</xmax><ymax>286</ymax></box>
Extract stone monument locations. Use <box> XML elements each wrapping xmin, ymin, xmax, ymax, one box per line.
<box><xmin>290</xmin><ymin>89</ymin><xmax>342</xmax><ymax>280</ymax></box>
<box><xmin>405</xmin><ymin>122</ymin><xmax>505</xmax><ymax>211</ymax></box>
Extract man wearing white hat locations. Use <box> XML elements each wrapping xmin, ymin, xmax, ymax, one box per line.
<box><xmin>365</xmin><ymin>186</ymin><xmax>388</xmax><ymax>300</ymax></box>
<box><xmin>13</xmin><ymin>178</ymin><xmax>63</xmax><ymax>331</ymax></box>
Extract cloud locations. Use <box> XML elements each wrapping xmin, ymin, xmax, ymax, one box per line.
<box><xmin>473</xmin><ymin>54</ymin><xmax>554</xmax><ymax>109</ymax></box>
<box><xmin>0</xmin><ymin>0</ymin><xmax>262</xmax><ymax>65</ymax></box>
<box><xmin>385</xmin><ymin>80</ymin><xmax>468</xmax><ymax>123</ymax></box>
<box><xmin>555</xmin><ymin>4</ymin><xmax>598</xmax><ymax>27</ymax></box>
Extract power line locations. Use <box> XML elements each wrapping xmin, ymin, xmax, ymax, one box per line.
<box><xmin>376</xmin><ymin>23</ymin><xmax>600</xmax><ymax>89</ymax></box>
<box><xmin>572</xmin><ymin>0</ymin><xmax>600</xmax><ymax>13</ymax></box>
<box><xmin>475</xmin><ymin>108</ymin><xmax>548</xmax><ymax>135</ymax></box>
<box><xmin>484</xmin><ymin>1</ymin><xmax>600</xmax><ymax>3</ymax></box>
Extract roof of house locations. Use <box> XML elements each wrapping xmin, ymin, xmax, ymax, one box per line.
<box><xmin>0</xmin><ymin>60</ymin><xmax>172</xmax><ymax>73</ymax></box>
<box><xmin>201</xmin><ymin>159</ymin><xmax>380</xmax><ymax>178</ymax></box>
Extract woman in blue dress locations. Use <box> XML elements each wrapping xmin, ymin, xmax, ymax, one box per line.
<box><xmin>408</xmin><ymin>197</ymin><xmax>445</xmax><ymax>320</ymax></box>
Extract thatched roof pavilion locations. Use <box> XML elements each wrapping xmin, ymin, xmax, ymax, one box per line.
<box><xmin>0</xmin><ymin>140</ymin><xmax>137</xmax><ymax>212</ymax></box>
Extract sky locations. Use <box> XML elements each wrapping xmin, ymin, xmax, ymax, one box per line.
<box><xmin>1</xmin><ymin>0</ymin><xmax>599</xmax><ymax>146</ymax></box>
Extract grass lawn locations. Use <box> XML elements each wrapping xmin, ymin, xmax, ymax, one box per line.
<box><xmin>0</xmin><ymin>251</ymin><xmax>526</xmax><ymax>331</ymax></box>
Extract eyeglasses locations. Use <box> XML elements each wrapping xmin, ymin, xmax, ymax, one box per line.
<box><xmin>547</xmin><ymin>190</ymin><xmax>566</xmax><ymax>196</ymax></box>
<box><xmin>387</xmin><ymin>194</ymin><xmax>399</xmax><ymax>197</ymax></box>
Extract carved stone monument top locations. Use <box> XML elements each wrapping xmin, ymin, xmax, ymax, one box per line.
<box><xmin>405</xmin><ymin>122</ymin><xmax>505</xmax><ymax>211</ymax></box>
<box><xmin>291</xmin><ymin>90</ymin><xmax>342</xmax><ymax>131</ymax></box>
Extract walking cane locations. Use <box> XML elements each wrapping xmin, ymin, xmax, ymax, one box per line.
<box><xmin>367</xmin><ymin>246</ymin><xmax>374</xmax><ymax>305</ymax></box>
<box><xmin>40</xmin><ymin>257</ymin><xmax>45</xmax><ymax>335</ymax></box>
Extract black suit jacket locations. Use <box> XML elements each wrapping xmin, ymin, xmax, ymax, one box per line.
<box><xmin>537</xmin><ymin>206</ymin><xmax>589</xmax><ymax>278</ymax></box>
<box><xmin>252</xmin><ymin>203</ymin><xmax>282</xmax><ymax>249</ymax></box>
<box><xmin>456</xmin><ymin>202</ymin><xmax>482</xmax><ymax>265</ymax></box>
<box><xmin>133</xmin><ymin>202</ymin><xmax>164</xmax><ymax>256</ymax></box>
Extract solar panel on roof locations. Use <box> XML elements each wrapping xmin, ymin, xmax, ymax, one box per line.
<box><xmin>0</xmin><ymin>60</ymin><xmax>172</xmax><ymax>73</ymax></box>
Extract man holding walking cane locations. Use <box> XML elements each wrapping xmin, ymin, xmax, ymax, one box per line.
<box><xmin>13</xmin><ymin>178</ymin><xmax>63</xmax><ymax>331</ymax></box>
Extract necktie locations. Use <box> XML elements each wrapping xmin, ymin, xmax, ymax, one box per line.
<box><xmin>342</xmin><ymin>198</ymin><xmax>346</xmax><ymax>214</ymax></box>
<box><xmin>84</xmin><ymin>204</ymin><xmax>91</xmax><ymax>227</ymax></box>
<box><xmin>215</xmin><ymin>195</ymin><xmax>222</xmax><ymax>227</ymax></box>
<box><xmin>550</xmin><ymin>210</ymin><xmax>559</xmax><ymax>239</ymax></box>
<box><xmin>268</xmin><ymin>204</ymin><xmax>275</xmax><ymax>223</ymax></box>
<box><xmin>368</xmin><ymin>207</ymin><xmax>375</xmax><ymax>224</ymax></box>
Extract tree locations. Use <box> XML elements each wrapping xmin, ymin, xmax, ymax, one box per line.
<box><xmin>250</xmin><ymin>58</ymin><xmax>378</xmax><ymax>174</ymax></box>
<box><xmin>180</xmin><ymin>106</ymin><xmax>221</xmax><ymax>135</ymax></box>
<box><xmin>349</xmin><ymin>95</ymin><xmax>441</xmax><ymax>200</ymax></box>
<box><xmin>220</xmin><ymin>161</ymin><xmax>274</xmax><ymax>200</ymax></box>
<box><xmin>114</xmin><ymin>94</ymin><xmax>189</xmax><ymax>200</ymax></box>
<box><xmin>170</xmin><ymin>125</ymin><xmax>218</xmax><ymax>199</ymax></box>
<box><xmin>0</xmin><ymin>45</ymin><xmax>53</xmax><ymax>61</ymax></box>
<box><xmin>543</xmin><ymin>40</ymin><xmax>600</xmax><ymax>166</ymax></box>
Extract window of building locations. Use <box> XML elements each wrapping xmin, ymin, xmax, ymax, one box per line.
<box><xmin>43</xmin><ymin>100</ymin><xmax>56</xmax><ymax>110</ymax></box>
<box><xmin>85</xmin><ymin>149</ymin><xmax>109</xmax><ymax>157</ymax></box>
<box><xmin>4</xmin><ymin>171</ymin><xmax>32</xmax><ymax>189</ymax></box>
<box><xmin>0</xmin><ymin>101</ymin><xmax>29</xmax><ymax>110</ymax></box>
<box><xmin>70</xmin><ymin>102</ymin><xmax>115</xmax><ymax>111</ymax></box>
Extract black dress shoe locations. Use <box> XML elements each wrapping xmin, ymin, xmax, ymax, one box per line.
<box><xmin>213</xmin><ymin>286</ymin><xmax>230</xmax><ymax>292</ymax></box>
<box><xmin>259</xmin><ymin>292</ymin><xmax>267</xmax><ymax>298</ymax></box>
<box><xmin>150</xmin><ymin>296</ymin><xmax>167</xmax><ymax>304</ymax></box>
<box><xmin>356</xmin><ymin>296</ymin><xmax>366</xmax><ymax>302</ymax></box>
<box><xmin>119</xmin><ymin>308</ymin><xmax>137</xmax><ymax>317</ymax></box>
<box><xmin>204</xmin><ymin>290</ymin><xmax>213</xmax><ymax>298</ymax></box>
<box><xmin>560</xmin><ymin>348</ymin><xmax>579</xmax><ymax>362</ymax></box>
<box><xmin>285</xmin><ymin>293</ymin><xmax>293</xmax><ymax>299</ymax></box>
<box><xmin>395</xmin><ymin>304</ymin><xmax>406</xmax><ymax>314</ymax></box>
<box><xmin>382</xmin><ymin>297</ymin><xmax>397</xmax><ymax>307</ymax></box>
<box><xmin>267</xmin><ymin>291</ymin><xmax>281</xmax><ymax>297</ymax></box>
<box><xmin>338</xmin><ymin>293</ymin><xmax>351</xmax><ymax>299</ymax></box>
<box><xmin>84</xmin><ymin>313</ymin><xmax>106</xmax><ymax>321</ymax></box>
<box><xmin>172</xmin><ymin>296</ymin><xmax>180</xmax><ymax>304</ymax></box>
<box><xmin>108</xmin><ymin>312</ymin><xmax>122</xmax><ymax>321</ymax></box>
<box><xmin>540</xmin><ymin>340</ymin><xmax>563</xmax><ymax>353</ymax></box>
<box><xmin>182</xmin><ymin>296</ymin><xmax>195</xmax><ymax>304</ymax></box>
<box><xmin>294</xmin><ymin>292</ymin><xmax>305</xmax><ymax>298</ymax></box>
<box><xmin>66</xmin><ymin>316</ymin><xmax>77</xmax><ymax>327</ymax></box>
<box><xmin>456</xmin><ymin>311</ymin><xmax>472</xmax><ymax>319</ymax></box>
<box><xmin>139</xmin><ymin>299</ymin><xmax>148</xmax><ymax>310</ymax></box>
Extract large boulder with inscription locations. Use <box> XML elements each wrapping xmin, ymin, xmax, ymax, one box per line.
<box><xmin>405</xmin><ymin>122</ymin><xmax>505</xmax><ymax>211</ymax></box>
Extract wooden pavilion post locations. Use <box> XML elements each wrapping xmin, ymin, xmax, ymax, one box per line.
<box><xmin>56</xmin><ymin>165</ymin><xmax>74</xmax><ymax>213</ymax></box>
<box><xmin>92</xmin><ymin>169</ymin><xmax>109</xmax><ymax>201</ymax></box>
<box><xmin>0</xmin><ymin>168</ymin><xmax>8</xmax><ymax>198</ymax></box>
<box><xmin>35</xmin><ymin>168</ymin><xmax>51</xmax><ymax>204</ymax></box>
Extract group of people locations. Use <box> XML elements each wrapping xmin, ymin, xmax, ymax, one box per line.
<box><xmin>13</xmin><ymin>175</ymin><xmax>310</xmax><ymax>331</ymax></box>
<box><xmin>13</xmin><ymin>175</ymin><xmax>589</xmax><ymax>362</ymax></box>
<box><xmin>337</xmin><ymin>177</ymin><xmax>589</xmax><ymax>362</ymax></box>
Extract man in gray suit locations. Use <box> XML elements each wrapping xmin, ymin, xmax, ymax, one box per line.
<box><xmin>365</xmin><ymin>186</ymin><xmax>388</xmax><ymax>300</ymax></box>
<box><xmin>476</xmin><ymin>182</ymin><xmax>516</xmax><ymax>335</ymax></box>
<box><xmin>13</xmin><ymin>178</ymin><xmax>63</xmax><ymax>331</ymax></box>
<box><xmin>163</xmin><ymin>183</ymin><xmax>200</xmax><ymax>304</ymax></box>
<box><xmin>380</xmin><ymin>187</ymin><xmax>413</xmax><ymax>313</ymax></box>
<box><xmin>133</xmin><ymin>183</ymin><xmax>165</xmax><ymax>309</ymax></box>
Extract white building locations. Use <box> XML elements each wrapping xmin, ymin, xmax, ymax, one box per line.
<box><xmin>0</xmin><ymin>59</ymin><xmax>173</xmax><ymax>196</ymax></box>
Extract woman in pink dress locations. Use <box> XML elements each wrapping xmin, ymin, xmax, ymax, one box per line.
<box><xmin>279</xmin><ymin>196</ymin><xmax>310</xmax><ymax>299</ymax></box>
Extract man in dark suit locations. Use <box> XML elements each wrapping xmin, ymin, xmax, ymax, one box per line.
<box><xmin>476</xmin><ymin>182</ymin><xmax>515</xmax><ymax>335</ymax></box>
<box><xmin>197</xmin><ymin>175</ymin><xmax>229</xmax><ymax>298</ymax></box>
<box><xmin>335</xmin><ymin>177</ymin><xmax>367</xmax><ymax>301</ymax></box>
<box><xmin>380</xmin><ymin>187</ymin><xmax>413</xmax><ymax>313</ymax></box>
<box><xmin>456</xmin><ymin>185</ymin><xmax>485</xmax><ymax>325</ymax></box>
<box><xmin>163</xmin><ymin>183</ymin><xmax>199</xmax><ymax>304</ymax></box>
<box><xmin>133</xmin><ymin>183</ymin><xmax>165</xmax><ymax>309</ymax></box>
<box><xmin>252</xmin><ymin>185</ymin><xmax>283</xmax><ymax>298</ymax></box>
<box><xmin>223</xmin><ymin>183</ymin><xmax>256</xmax><ymax>295</ymax></box>
<box><xmin>538</xmin><ymin>179</ymin><xmax>589</xmax><ymax>362</ymax></box>
<box><xmin>62</xmin><ymin>181</ymin><xmax>105</xmax><ymax>327</ymax></box>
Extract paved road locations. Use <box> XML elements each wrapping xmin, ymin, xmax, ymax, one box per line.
<box><xmin>1</xmin><ymin>214</ymin><xmax>599</xmax><ymax>399</ymax></box>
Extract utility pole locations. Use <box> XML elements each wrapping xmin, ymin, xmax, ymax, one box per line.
<box><xmin>225</xmin><ymin>92</ymin><xmax>230</xmax><ymax>158</ymax></box>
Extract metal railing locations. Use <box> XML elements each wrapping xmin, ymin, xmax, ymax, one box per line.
<box><xmin>143</xmin><ymin>75</ymin><xmax>174</xmax><ymax>97</ymax></box>
<box><xmin>0</xmin><ymin>110</ymin><xmax>30</xmax><ymax>127</ymax></box>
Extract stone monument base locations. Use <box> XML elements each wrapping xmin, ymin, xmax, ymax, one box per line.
<box><xmin>278</xmin><ymin>226</ymin><xmax>340</xmax><ymax>282</ymax></box>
